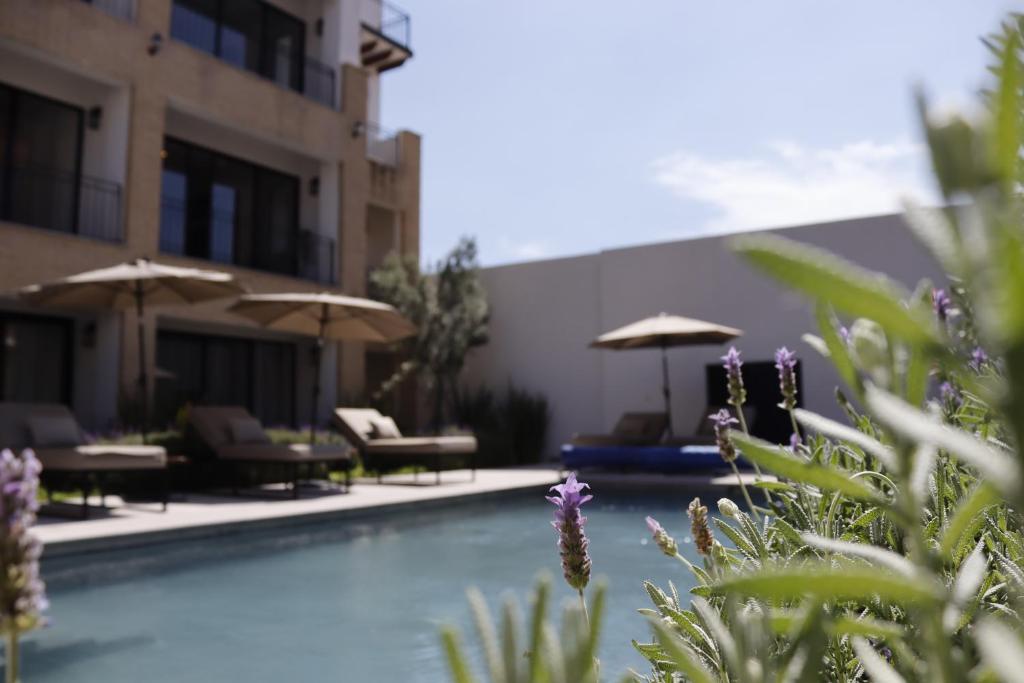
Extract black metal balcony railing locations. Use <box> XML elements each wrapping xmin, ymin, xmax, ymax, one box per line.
<box><xmin>81</xmin><ymin>0</ymin><xmax>135</xmax><ymax>22</ymax></box>
<box><xmin>298</xmin><ymin>230</ymin><xmax>337</xmax><ymax>285</ymax></box>
<box><xmin>170</xmin><ymin>2</ymin><xmax>336</xmax><ymax>109</ymax></box>
<box><xmin>0</xmin><ymin>165</ymin><xmax>123</xmax><ymax>242</ymax></box>
<box><xmin>159</xmin><ymin>200</ymin><xmax>336</xmax><ymax>284</ymax></box>
<box><xmin>363</xmin><ymin>0</ymin><xmax>411</xmax><ymax>49</ymax></box>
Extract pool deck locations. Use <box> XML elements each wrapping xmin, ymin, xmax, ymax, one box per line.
<box><xmin>36</xmin><ymin>467</ymin><xmax>773</xmax><ymax>557</ymax></box>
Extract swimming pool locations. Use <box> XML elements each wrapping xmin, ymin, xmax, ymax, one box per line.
<box><xmin>27</xmin><ymin>488</ymin><xmax>719</xmax><ymax>681</ymax></box>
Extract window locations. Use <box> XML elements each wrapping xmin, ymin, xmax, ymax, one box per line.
<box><xmin>159</xmin><ymin>137</ymin><xmax>298</xmax><ymax>277</ymax></box>
<box><xmin>170</xmin><ymin>0</ymin><xmax>306</xmax><ymax>94</ymax></box>
<box><xmin>0</xmin><ymin>83</ymin><xmax>83</xmax><ymax>234</ymax></box>
<box><xmin>0</xmin><ymin>314</ymin><xmax>73</xmax><ymax>404</ymax></box>
<box><xmin>155</xmin><ymin>330</ymin><xmax>295</xmax><ymax>428</ymax></box>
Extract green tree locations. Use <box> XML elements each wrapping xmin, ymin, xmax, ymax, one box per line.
<box><xmin>369</xmin><ymin>236</ymin><xmax>489</xmax><ymax>430</ymax></box>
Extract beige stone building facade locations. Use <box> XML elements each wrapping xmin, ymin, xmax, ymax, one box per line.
<box><xmin>0</xmin><ymin>0</ymin><xmax>420</xmax><ymax>431</ymax></box>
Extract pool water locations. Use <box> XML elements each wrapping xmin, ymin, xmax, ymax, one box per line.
<box><xmin>25</xmin><ymin>490</ymin><xmax>719</xmax><ymax>681</ymax></box>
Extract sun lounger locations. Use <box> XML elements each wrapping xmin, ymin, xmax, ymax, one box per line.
<box><xmin>0</xmin><ymin>402</ymin><xmax>168</xmax><ymax>518</ymax></box>
<box><xmin>188</xmin><ymin>406</ymin><xmax>354</xmax><ymax>498</ymax></box>
<box><xmin>332</xmin><ymin>408</ymin><xmax>476</xmax><ymax>484</ymax></box>
<box><xmin>569</xmin><ymin>412</ymin><xmax>669</xmax><ymax>447</ymax></box>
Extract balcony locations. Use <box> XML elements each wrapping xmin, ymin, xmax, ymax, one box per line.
<box><xmin>0</xmin><ymin>165</ymin><xmax>123</xmax><ymax>242</ymax></box>
<box><xmin>159</xmin><ymin>200</ymin><xmax>336</xmax><ymax>285</ymax></box>
<box><xmin>364</xmin><ymin>123</ymin><xmax>400</xmax><ymax>167</ymax></box>
<box><xmin>80</xmin><ymin>0</ymin><xmax>135</xmax><ymax>22</ymax></box>
<box><xmin>170</xmin><ymin>0</ymin><xmax>336</xmax><ymax>109</ymax></box>
<box><xmin>360</xmin><ymin>0</ymin><xmax>412</xmax><ymax>73</ymax></box>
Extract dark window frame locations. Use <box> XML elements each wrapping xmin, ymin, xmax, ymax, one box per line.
<box><xmin>170</xmin><ymin>0</ymin><xmax>307</xmax><ymax>94</ymax></box>
<box><xmin>159</xmin><ymin>135</ymin><xmax>300</xmax><ymax>277</ymax></box>
<box><xmin>0</xmin><ymin>311</ymin><xmax>74</xmax><ymax>406</ymax></box>
<box><xmin>155</xmin><ymin>329</ymin><xmax>297</xmax><ymax>428</ymax></box>
<box><xmin>0</xmin><ymin>82</ymin><xmax>85</xmax><ymax>235</ymax></box>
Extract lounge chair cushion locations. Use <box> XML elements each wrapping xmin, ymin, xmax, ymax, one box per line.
<box><xmin>364</xmin><ymin>435</ymin><xmax>477</xmax><ymax>455</ymax></box>
<box><xmin>28</xmin><ymin>415</ymin><xmax>82</xmax><ymax>448</ymax></box>
<box><xmin>217</xmin><ymin>443</ymin><xmax>352</xmax><ymax>463</ymax></box>
<box><xmin>35</xmin><ymin>445</ymin><xmax>166</xmax><ymax>471</ymax></box>
<box><xmin>370</xmin><ymin>417</ymin><xmax>401</xmax><ymax>439</ymax></box>
<box><xmin>229</xmin><ymin>417</ymin><xmax>271</xmax><ymax>445</ymax></box>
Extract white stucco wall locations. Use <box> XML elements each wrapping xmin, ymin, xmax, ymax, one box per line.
<box><xmin>461</xmin><ymin>213</ymin><xmax>946</xmax><ymax>459</ymax></box>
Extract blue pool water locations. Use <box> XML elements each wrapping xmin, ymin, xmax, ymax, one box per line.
<box><xmin>25</xmin><ymin>489</ymin><xmax>720</xmax><ymax>681</ymax></box>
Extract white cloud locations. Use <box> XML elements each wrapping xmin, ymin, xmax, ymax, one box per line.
<box><xmin>652</xmin><ymin>139</ymin><xmax>935</xmax><ymax>234</ymax></box>
<box><xmin>498</xmin><ymin>236</ymin><xmax>550</xmax><ymax>261</ymax></box>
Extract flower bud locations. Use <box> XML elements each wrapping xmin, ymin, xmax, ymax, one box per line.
<box><xmin>645</xmin><ymin>516</ymin><xmax>678</xmax><ymax>557</ymax></box>
<box><xmin>717</xmin><ymin>498</ymin><xmax>740</xmax><ymax>519</ymax></box>
<box><xmin>687</xmin><ymin>498</ymin><xmax>714</xmax><ymax>556</ymax></box>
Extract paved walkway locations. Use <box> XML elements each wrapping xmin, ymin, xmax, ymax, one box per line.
<box><xmin>37</xmin><ymin>468</ymin><xmax>561</xmax><ymax>555</ymax></box>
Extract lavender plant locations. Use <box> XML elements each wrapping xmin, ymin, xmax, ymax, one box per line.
<box><xmin>443</xmin><ymin>15</ymin><xmax>1024</xmax><ymax>683</ymax></box>
<box><xmin>0</xmin><ymin>449</ymin><xmax>47</xmax><ymax>683</ymax></box>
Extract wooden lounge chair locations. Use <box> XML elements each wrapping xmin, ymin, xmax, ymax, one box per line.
<box><xmin>333</xmin><ymin>408</ymin><xmax>476</xmax><ymax>484</ymax></box>
<box><xmin>188</xmin><ymin>406</ymin><xmax>354</xmax><ymax>498</ymax></box>
<box><xmin>569</xmin><ymin>412</ymin><xmax>669</xmax><ymax>447</ymax></box>
<box><xmin>0</xmin><ymin>402</ymin><xmax>168</xmax><ymax>518</ymax></box>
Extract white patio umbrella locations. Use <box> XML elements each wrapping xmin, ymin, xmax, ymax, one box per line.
<box><xmin>227</xmin><ymin>292</ymin><xmax>416</xmax><ymax>444</ymax></box>
<box><xmin>18</xmin><ymin>258</ymin><xmax>246</xmax><ymax>439</ymax></box>
<box><xmin>590</xmin><ymin>312</ymin><xmax>742</xmax><ymax>437</ymax></box>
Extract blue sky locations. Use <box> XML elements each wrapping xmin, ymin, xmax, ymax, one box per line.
<box><xmin>380</xmin><ymin>1</ymin><xmax>1018</xmax><ymax>266</ymax></box>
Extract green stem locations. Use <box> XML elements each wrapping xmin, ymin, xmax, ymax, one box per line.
<box><xmin>6</xmin><ymin>631</ymin><xmax>17</xmax><ymax>683</ymax></box>
<box><xmin>787</xmin><ymin>408</ymin><xmax>802</xmax><ymax>443</ymax></box>
<box><xmin>577</xmin><ymin>589</ymin><xmax>589</xmax><ymax>627</ymax></box>
<box><xmin>735</xmin><ymin>404</ymin><xmax>773</xmax><ymax>506</ymax></box>
<box><xmin>728</xmin><ymin>460</ymin><xmax>760</xmax><ymax>523</ymax></box>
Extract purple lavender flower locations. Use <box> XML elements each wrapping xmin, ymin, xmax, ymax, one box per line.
<box><xmin>547</xmin><ymin>473</ymin><xmax>592</xmax><ymax>591</ymax></box>
<box><xmin>775</xmin><ymin>347</ymin><xmax>798</xmax><ymax>410</ymax></box>
<box><xmin>709</xmin><ymin>409</ymin><xmax>739</xmax><ymax>463</ymax></box>
<box><xmin>939</xmin><ymin>381</ymin><xmax>962</xmax><ymax>408</ymax></box>
<box><xmin>970</xmin><ymin>347</ymin><xmax>988</xmax><ymax>372</ymax></box>
<box><xmin>721</xmin><ymin>347</ymin><xmax>747</xmax><ymax>408</ymax></box>
<box><xmin>0</xmin><ymin>449</ymin><xmax>47</xmax><ymax>640</ymax></box>
<box><xmin>645</xmin><ymin>516</ymin><xmax>678</xmax><ymax>557</ymax></box>
<box><xmin>789</xmin><ymin>432</ymin><xmax>802</xmax><ymax>450</ymax></box>
<box><xmin>932</xmin><ymin>288</ymin><xmax>951</xmax><ymax>322</ymax></box>
<box><xmin>838</xmin><ymin>325</ymin><xmax>851</xmax><ymax>345</ymax></box>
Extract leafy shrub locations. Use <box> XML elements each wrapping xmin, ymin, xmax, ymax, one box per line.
<box><xmin>442</xmin><ymin>16</ymin><xmax>1024</xmax><ymax>683</ymax></box>
<box><xmin>453</xmin><ymin>384</ymin><xmax>551</xmax><ymax>466</ymax></box>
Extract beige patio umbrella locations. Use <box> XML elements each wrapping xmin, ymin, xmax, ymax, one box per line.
<box><xmin>18</xmin><ymin>258</ymin><xmax>246</xmax><ymax>439</ymax></box>
<box><xmin>227</xmin><ymin>292</ymin><xmax>416</xmax><ymax>444</ymax></box>
<box><xmin>590</xmin><ymin>312</ymin><xmax>742</xmax><ymax>437</ymax></box>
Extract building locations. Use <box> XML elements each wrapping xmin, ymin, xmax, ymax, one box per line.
<box><xmin>461</xmin><ymin>213</ymin><xmax>946</xmax><ymax>455</ymax></box>
<box><xmin>0</xmin><ymin>0</ymin><xmax>420</xmax><ymax>431</ymax></box>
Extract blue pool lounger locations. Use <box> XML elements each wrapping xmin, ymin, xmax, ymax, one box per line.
<box><xmin>560</xmin><ymin>443</ymin><xmax>749</xmax><ymax>473</ymax></box>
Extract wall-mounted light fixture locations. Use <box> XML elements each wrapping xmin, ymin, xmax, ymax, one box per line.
<box><xmin>308</xmin><ymin>176</ymin><xmax>320</xmax><ymax>196</ymax></box>
<box><xmin>148</xmin><ymin>32</ymin><xmax>163</xmax><ymax>56</ymax></box>
<box><xmin>87</xmin><ymin>106</ymin><xmax>103</xmax><ymax>130</ymax></box>
<box><xmin>351</xmin><ymin>121</ymin><xmax>366</xmax><ymax>138</ymax></box>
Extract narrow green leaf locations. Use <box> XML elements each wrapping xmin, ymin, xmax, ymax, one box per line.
<box><xmin>801</xmin><ymin>534</ymin><xmax>919</xmax><ymax>578</ymax></box>
<box><xmin>815</xmin><ymin>303</ymin><xmax>862</xmax><ymax>396</ymax></box>
<box><xmin>649</xmin><ymin>619</ymin><xmax>715</xmax><ymax>683</ymax></box>
<box><xmin>732</xmin><ymin>233</ymin><xmax>939</xmax><ymax>346</ymax></box>
<box><xmin>901</xmin><ymin>200</ymin><xmax>963</xmax><ymax>276</ymax></box>
<box><xmin>794</xmin><ymin>408</ymin><xmax>895</xmax><ymax>470</ymax></box>
<box><xmin>500</xmin><ymin>600</ymin><xmax>521</xmax><ymax>683</ymax></box>
<box><xmin>832</xmin><ymin>615</ymin><xmax>905</xmax><ymax>639</ymax></box>
<box><xmin>731</xmin><ymin>432</ymin><xmax>883</xmax><ymax>503</ymax></box>
<box><xmin>975</xmin><ymin>618</ymin><xmax>1024</xmax><ymax>683</ymax></box>
<box><xmin>991</xmin><ymin>26</ymin><xmax>1021</xmax><ymax>186</ymax></box>
<box><xmin>714</xmin><ymin>566</ymin><xmax>942</xmax><ymax>605</ymax></box>
<box><xmin>528</xmin><ymin>578</ymin><xmax>550</xmax><ymax>682</ymax></box>
<box><xmin>865</xmin><ymin>383</ymin><xmax>1021</xmax><ymax>493</ymax></box>
<box><xmin>467</xmin><ymin>588</ymin><xmax>505</xmax><ymax>683</ymax></box>
<box><xmin>939</xmin><ymin>483</ymin><xmax>1000</xmax><ymax>556</ymax></box>
<box><xmin>441</xmin><ymin>626</ymin><xmax>480</xmax><ymax>683</ymax></box>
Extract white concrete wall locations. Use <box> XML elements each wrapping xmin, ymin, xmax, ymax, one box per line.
<box><xmin>461</xmin><ymin>214</ymin><xmax>946</xmax><ymax>459</ymax></box>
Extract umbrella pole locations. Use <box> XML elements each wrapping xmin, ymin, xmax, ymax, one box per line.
<box><xmin>309</xmin><ymin>303</ymin><xmax>328</xmax><ymax>446</ymax></box>
<box><xmin>135</xmin><ymin>281</ymin><xmax>148</xmax><ymax>444</ymax></box>
<box><xmin>661</xmin><ymin>343</ymin><xmax>673</xmax><ymax>438</ymax></box>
